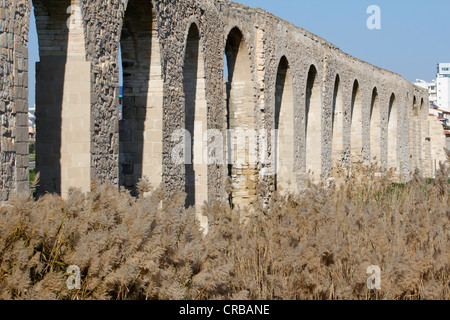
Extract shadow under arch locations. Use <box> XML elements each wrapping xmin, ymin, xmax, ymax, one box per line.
<box><xmin>34</xmin><ymin>0</ymin><xmax>71</xmax><ymax>196</ymax></box>
<box><xmin>370</xmin><ymin>87</ymin><xmax>381</xmax><ymax>164</ymax></box>
<box><xmin>183</xmin><ymin>23</ymin><xmax>208</xmax><ymax>227</ymax></box>
<box><xmin>331</xmin><ymin>74</ymin><xmax>344</xmax><ymax>167</ymax></box>
<box><xmin>305</xmin><ymin>64</ymin><xmax>322</xmax><ymax>180</ymax></box>
<box><xmin>119</xmin><ymin>0</ymin><xmax>163</xmax><ymax>196</ymax></box>
<box><xmin>387</xmin><ymin>93</ymin><xmax>399</xmax><ymax>170</ymax></box>
<box><xmin>410</xmin><ymin>95</ymin><xmax>419</xmax><ymax>171</ymax></box>
<box><xmin>224</xmin><ymin>26</ymin><xmax>255</xmax><ymax>208</ymax></box>
<box><xmin>274</xmin><ymin>56</ymin><xmax>295</xmax><ymax>192</ymax></box>
<box><xmin>350</xmin><ymin>79</ymin><xmax>363</xmax><ymax>164</ymax></box>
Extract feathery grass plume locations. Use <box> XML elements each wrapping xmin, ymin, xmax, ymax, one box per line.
<box><xmin>136</xmin><ymin>176</ymin><xmax>153</xmax><ymax>198</ymax></box>
<box><xmin>0</xmin><ymin>161</ymin><xmax>448</xmax><ymax>300</ymax></box>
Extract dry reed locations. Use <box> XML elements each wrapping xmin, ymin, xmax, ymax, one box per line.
<box><xmin>0</xmin><ymin>152</ymin><xmax>448</xmax><ymax>300</ymax></box>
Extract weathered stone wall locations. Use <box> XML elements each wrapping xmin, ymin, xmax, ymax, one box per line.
<box><xmin>428</xmin><ymin>115</ymin><xmax>448</xmax><ymax>175</ymax></box>
<box><xmin>220</xmin><ymin>1</ymin><xmax>432</xmax><ymax>188</ymax></box>
<box><xmin>0</xmin><ymin>0</ymin><xmax>30</xmax><ymax>202</ymax></box>
<box><xmin>118</xmin><ymin>0</ymin><xmax>164</xmax><ymax>194</ymax></box>
<box><xmin>34</xmin><ymin>0</ymin><xmax>92</xmax><ymax>197</ymax></box>
<box><xmin>1</xmin><ymin>0</ymin><xmax>446</xmax><ymax>215</ymax></box>
<box><xmin>82</xmin><ymin>0</ymin><xmax>125</xmax><ymax>187</ymax></box>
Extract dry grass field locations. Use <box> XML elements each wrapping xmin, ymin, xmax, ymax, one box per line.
<box><xmin>1</xmin><ymin>151</ymin><xmax>448</xmax><ymax>300</ymax></box>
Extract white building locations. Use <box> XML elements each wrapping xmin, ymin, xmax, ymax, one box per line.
<box><xmin>436</xmin><ymin>63</ymin><xmax>450</xmax><ymax>112</ymax></box>
<box><xmin>28</xmin><ymin>106</ymin><xmax>36</xmax><ymax>127</ymax></box>
<box><xmin>429</xmin><ymin>106</ymin><xmax>450</xmax><ymax>127</ymax></box>
<box><xmin>415</xmin><ymin>63</ymin><xmax>450</xmax><ymax>112</ymax></box>
<box><xmin>415</xmin><ymin>79</ymin><xmax>437</xmax><ymax>105</ymax></box>
<box><xmin>29</xmin><ymin>106</ymin><xmax>36</xmax><ymax>140</ymax></box>
<box><xmin>437</xmin><ymin>63</ymin><xmax>450</xmax><ymax>77</ymax></box>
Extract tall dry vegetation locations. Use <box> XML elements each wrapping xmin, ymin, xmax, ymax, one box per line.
<box><xmin>1</xmin><ymin>152</ymin><xmax>449</xmax><ymax>300</ymax></box>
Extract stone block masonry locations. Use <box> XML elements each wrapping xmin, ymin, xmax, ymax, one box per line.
<box><xmin>0</xmin><ymin>1</ymin><xmax>447</xmax><ymax>224</ymax></box>
<box><xmin>0</xmin><ymin>0</ymin><xmax>30</xmax><ymax>202</ymax></box>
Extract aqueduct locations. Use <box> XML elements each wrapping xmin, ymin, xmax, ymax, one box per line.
<box><xmin>1</xmin><ymin>0</ymin><xmax>447</xmax><ymax>221</ymax></box>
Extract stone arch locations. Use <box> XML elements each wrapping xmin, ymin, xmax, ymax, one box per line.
<box><xmin>417</xmin><ymin>98</ymin><xmax>424</xmax><ymax>171</ymax></box>
<box><xmin>274</xmin><ymin>56</ymin><xmax>295</xmax><ymax>192</ymax></box>
<box><xmin>410</xmin><ymin>96</ymin><xmax>419</xmax><ymax>170</ymax></box>
<box><xmin>183</xmin><ymin>23</ymin><xmax>208</xmax><ymax>229</ymax></box>
<box><xmin>224</xmin><ymin>26</ymin><xmax>256</xmax><ymax>208</ymax></box>
<box><xmin>119</xmin><ymin>0</ymin><xmax>163</xmax><ymax>195</ymax></box>
<box><xmin>331</xmin><ymin>74</ymin><xmax>344</xmax><ymax>167</ymax></box>
<box><xmin>350</xmin><ymin>80</ymin><xmax>363</xmax><ymax>164</ymax></box>
<box><xmin>0</xmin><ymin>0</ymin><xmax>438</xmax><ymax>205</ymax></box>
<box><xmin>387</xmin><ymin>93</ymin><xmax>399</xmax><ymax>170</ymax></box>
<box><xmin>305</xmin><ymin>65</ymin><xmax>322</xmax><ymax>180</ymax></box>
<box><xmin>34</xmin><ymin>0</ymin><xmax>91</xmax><ymax>198</ymax></box>
<box><xmin>369</xmin><ymin>87</ymin><xmax>381</xmax><ymax>164</ymax></box>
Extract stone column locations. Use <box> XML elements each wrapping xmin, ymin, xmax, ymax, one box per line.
<box><xmin>83</xmin><ymin>0</ymin><xmax>125</xmax><ymax>188</ymax></box>
<box><xmin>35</xmin><ymin>0</ymin><xmax>92</xmax><ymax>196</ymax></box>
<box><xmin>0</xmin><ymin>0</ymin><xmax>31</xmax><ymax>202</ymax></box>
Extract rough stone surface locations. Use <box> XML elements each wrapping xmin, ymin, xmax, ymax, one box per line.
<box><xmin>0</xmin><ymin>0</ymin><xmax>447</xmax><ymax>212</ymax></box>
<box><xmin>0</xmin><ymin>0</ymin><xmax>30</xmax><ymax>202</ymax></box>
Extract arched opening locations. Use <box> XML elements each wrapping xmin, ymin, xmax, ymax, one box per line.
<box><xmin>183</xmin><ymin>24</ymin><xmax>208</xmax><ymax>228</ymax></box>
<box><xmin>1</xmin><ymin>1</ymin><xmax>42</xmax><ymax>200</ymax></box>
<box><xmin>410</xmin><ymin>96</ymin><xmax>418</xmax><ymax>170</ymax></box>
<box><xmin>33</xmin><ymin>0</ymin><xmax>91</xmax><ymax>198</ymax></box>
<box><xmin>274</xmin><ymin>57</ymin><xmax>295</xmax><ymax>192</ymax></box>
<box><xmin>224</xmin><ymin>27</ymin><xmax>256</xmax><ymax>208</ymax></box>
<box><xmin>119</xmin><ymin>0</ymin><xmax>163</xmax><ymax>195</ymax></box>
<box><xmin>305</xmin><ymin>65</ymin><xmax>322</xmax><ymax>180</ymax></box>
<box><xmin>331</xmin><ymin>74</ymin><xmax>344</xmax><ymax>167</ymax></box>
<box><xmin>417</xmin><ymin>98</ymin><xmax>424</xmax><ymax>171</ymax></box>
<box><xmin>27</xmin><ymin>3</ymin><xmax>39</xmax><ymax>196</ymax></box>
<box><xmin>387</xmin><ymin>94</ymin><xmax>398</xmax><ymax>170</ymax></box>
<box><xmin>369</xmin><ymin>87</ymin><xmax>381</xmax><ymax>164</ymax></box>
<box><xmin>350</xmin><ymin>80</ymin><xmax>363</xmax><ymax>164</ymax></box>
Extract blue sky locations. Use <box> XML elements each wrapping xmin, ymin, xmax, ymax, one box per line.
<box><xmin>27</xmin><ymin>0</ymin><xmax>450</xmax><ymax>108</ymax></box>
<box><xmin>237</xmin><ymin>0</ymin><xmax>449</xmax><ymax>81</ymax></box>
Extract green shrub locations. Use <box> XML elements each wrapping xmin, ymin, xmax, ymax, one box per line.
<box><xmin>29</xmin><ymin>142</ymin><xmax>35</xmax><ymax>156</ymax></box>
